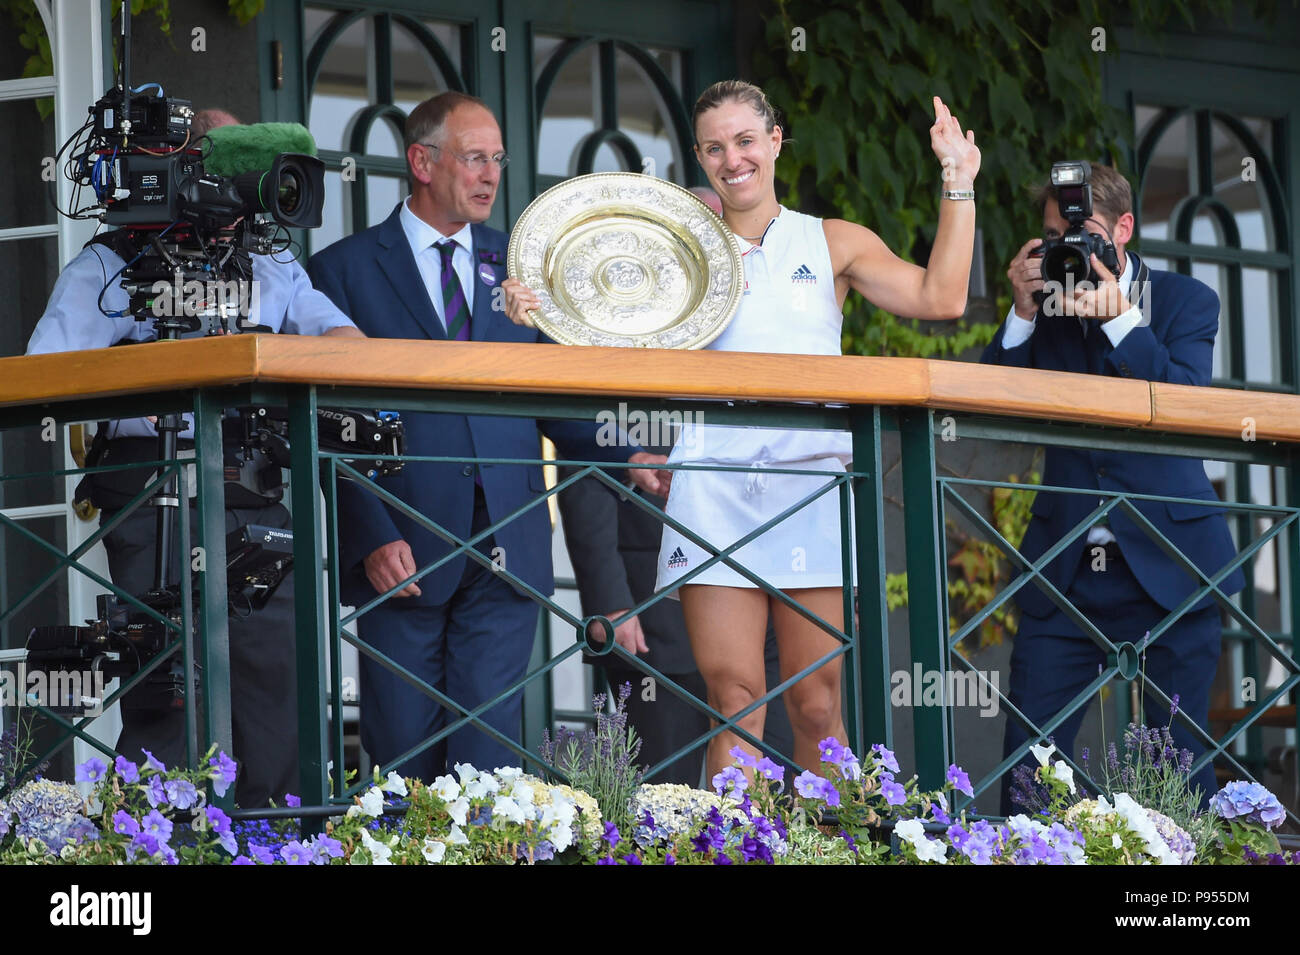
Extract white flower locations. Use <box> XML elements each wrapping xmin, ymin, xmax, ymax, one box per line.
<box><xmin>1112</xmin><ymin>833</ymin><xmax>1123</xmax><ymax>849</ymax></box>
<box><xmin>421</xmin><ymin>837</ymin><xmax>446</xmax><ymax>863</ymax></box>
<box><xmin>447</xmin><ymin>824</ymin><xmax>469</xmax><ymax>845</ymax></box>
<box><xmin>1029</xmin><ymin>742</ymin><xmax>1057</xmax><ymax>767</ymax></box>
<box><xmin>381</xmin><ymin>771</ymin><xmax>408</xmax><ymax>796</ymax></box>
<box><xmin>454</xmin><ymin>762</ymin><xmax>479</xmax><ymax>784</ymax></box>
<box><xmin>465</xmin><ymin>774</ymin><xmax>499</xmax><ymax>800</ymax></box>
<box><xmin>359</xmin><ymin>786</ymin><xmax>384</xmax><ymax>818</ymax></box>
<box><xmin>433</xmin><ymin>775</ymin><xmax>461</xmax><ymax>802</ymax></box>
<box><xmin>894</xmin><ymin>818</ymin><xmax>948</xmax><ymax>864</ymax></box>
<box><xmin>359</xmin><ymin>829</ymin><xmax>392</xmax><ymax>865</ymax></box>
<box><xmin>492</xmin><ymin>795</ymin><xmax>526</xmax><ymax>825</ymax></box>
<box><xmin>1114</xmin><ymin>793</ymin><xmax>1178</xmax><ymax>865</ymax></box>
<box><xmin>840</xmin><ymin>759</ymin><xmax>862</xmax><ymax>781</ymax></box>
<box><xmin>1051</xmin><ymin>760</ymin><xmax>1077</xmax><ymax>795</ymax></box>
<box><xmin>511</xmin><ymin>782</ymin><xmax>535</xmax><ymax>807</ymax></box>
<box><xmin>446</xmin><ymin>797</ymin><xmax>470</xmax><ymax>827</ymax></box>
<box><xmin>495</xmin><ymin>767</ymin><xmax>523</xmax><ymax>783</ymax></box>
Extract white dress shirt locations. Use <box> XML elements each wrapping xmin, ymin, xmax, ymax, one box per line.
<box><xmin>399</xmin><ymin>198</ymin><xmax>476</xmax><ymax>331</ymax></box>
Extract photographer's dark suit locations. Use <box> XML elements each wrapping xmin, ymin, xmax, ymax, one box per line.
<box><xmin>558</xmin><ymin>453</ymin><xmax>795</xmax><ymax>785</ymax></box>
<box><xmin>982</xmin><ymin>252</ymin><xmax>1243</xmax><ymax>809</ymax></box>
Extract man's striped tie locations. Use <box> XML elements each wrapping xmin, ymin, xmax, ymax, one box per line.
<box><xmin>438</xmin><ymin>240</ymin><xmax>471</xmax><ymax>340</ymax></box>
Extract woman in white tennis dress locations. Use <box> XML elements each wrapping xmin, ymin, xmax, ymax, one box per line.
<box><xmin>506</xmin><ymin>81</ymin><xmax>980</xmax><ymax>781</ymax></box>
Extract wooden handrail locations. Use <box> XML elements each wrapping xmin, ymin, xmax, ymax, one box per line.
<box><xmin>6</xmin><ymin>335</ymin><xmax>1300</xmax><ymax>443</ymax></box>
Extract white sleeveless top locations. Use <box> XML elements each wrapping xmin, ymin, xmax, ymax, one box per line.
<box><xmin>671</xmin><ymin>206</ymin><xmax>852</xmax><ymax>467</ymax></box>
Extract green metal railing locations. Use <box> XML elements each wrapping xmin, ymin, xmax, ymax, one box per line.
<box><xmin>1</xmin><ymin>380</ymin><xmax>1297</xmax><ymax>826</ymax></box>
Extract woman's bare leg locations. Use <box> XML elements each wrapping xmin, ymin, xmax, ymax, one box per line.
<box><xmin>771</xmin><ymin>587</ymin><xmax>848</xmax><ymax>774</ymax></box>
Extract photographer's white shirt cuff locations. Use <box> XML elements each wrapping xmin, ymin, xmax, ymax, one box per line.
<box><xmin>1001</xmin><ymin>307</ymin><xmax>1037</xmax><ymax>349</ymax></box>
<box><xmin>1100</xmin><ymin>305</ymin><xmax>1144</xmax><ymax>347</ymax></box>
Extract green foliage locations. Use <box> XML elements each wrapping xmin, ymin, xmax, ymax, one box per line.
<box><xmin>752</xmin><ymin>0</ymin><xmax>1256</xmax><ymax>358</ymax></box>
<box><xmin>891</xmin><ymin>466</ymin><xmax>1040</xmax><ymax>648</ymax></box>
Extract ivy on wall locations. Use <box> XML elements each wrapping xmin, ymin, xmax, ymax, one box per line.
<box><xmin>750</xmin><ymin>0</ymin><xmax>1264</xmax><ymax>359</ymax></box>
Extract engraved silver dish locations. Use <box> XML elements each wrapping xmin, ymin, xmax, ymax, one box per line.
<box><xmin>507</xmin><ymin>172</ymin><xmax>743</xmax><ymax>348</ymax></box>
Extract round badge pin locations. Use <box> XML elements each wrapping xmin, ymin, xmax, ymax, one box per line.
<box><xmin>478</xmin><ymin>263</ymin><xmax>497</xmax><ymax>286</ymax></box>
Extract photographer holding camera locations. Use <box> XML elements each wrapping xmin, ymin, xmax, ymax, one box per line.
<box><xmin>27</xmin><ymin>108</ymin><xmax>362</xmax><ymax>808</ymax></box>
<box><xmin>982</xmin><ymin>162</ymin><xmax>1242</xmax><ymax>812</ymax></box>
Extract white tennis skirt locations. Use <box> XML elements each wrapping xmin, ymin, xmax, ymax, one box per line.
<box><xmin>655</xmin><ymin>455</ymin><xmax>856</xmax><ymax>595</ymax></box>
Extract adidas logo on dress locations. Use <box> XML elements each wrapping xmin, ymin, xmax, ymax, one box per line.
<box><xmin>791</xmin><ymin>263</ymin><xmax>816</xmax><ymax>284</ymax></box>
<box><xmin>667</xmin><ymin>546</ymin><xmax>688</xmax><ymax>569</ymax></box>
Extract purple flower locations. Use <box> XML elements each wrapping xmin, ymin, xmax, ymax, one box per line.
<box><xmin>163</xmin><ymin>779</ymin><xmax>199</xmax><ymax>810</ymax></box>
<box><xmin>144</xmin><ymin>776</ymin><xmax>167</xmax><ymax>808</ymax></box>
<box><xmin>284</xmin><ymin>793</ymin><xmax>302</xmax><ymax>809</ymax></box>
<box><xmin>596</xmin><ymin>855</ymin><xmax>617</xmax><ymax>865</ymax></box>
<box><xmin>112</xmin><ymin>810</ymin><xmax>139</xmax><ymax>837</ymax></box>
<box><xmin>880</xmin><ymin>774</ymin><xmax>906</xmax><ymax>807</ymax></box>
<box><xmin>281</xmin><ymin>841</ymin><xmax>312</xmax><ymax>865</ymax></box>
<box><xmin>946</xmin><ymin>764</ymin><xmax>974</xmax><ymax>798</ymax></box>
<box><xmin>665</xmin><ymin>853</ymin><xmax>676</xmax><ymax>865</ymax></box>
<box><xmin>621</xmin><ymin>854</ymin><xmax>643</xmax><ymax>865</ymax></box>
<box><xmin>1210</xmin><ymin>781</ymin><xmax>1286</xmax><ymax>829</ymax></box>
<box><xmin>128</xmin><ymin>832</ymin><xmax>160</xmax><ymax>859</ymax></box>
<box><xmin>704</xmin><ymin>806</ymin><xmax>725</xmax><ymax>829</ymax></box>
<box><xmin>871</xmin><ymin>744</ymin><xmax>900</xmax><ymax>774</ymax></box>
<box><xmin>248</xmin><ymin>843</ymin><xmax>275</xmax><ymax>865</ymax></box>
<box><xmin>713</xmin><ymin>853</ymin><xmax>733</xmax><ymax>865</ymax></box>
<box><xmin>310</xmin><ymin>835</ymin><xmax>344</xmax><ymax>864</ymax></box>
<box><xmin>930</xmin><ymin>793</ymin><xmax>951</xmax><ymax>826</ymax></box>
<box><xmin>754</xmin><ymin>757</ymin><xmax>784</xmax><ymax>784</ymax></box>
<box><xmin>690</xmin><ymin>830</ymin><xmax>713</xmax><ymax>855</ymax></box>
<box><xmin>819</xmin><ymin>780</ymin><xmax>842</xmax><ymax>807</ymax></box>
<box><xmin>949</xmin><ymin>819</ymin><xmax>999</xmax><ymax>865</ymax></box>
<box><xmin>141</xmin><ymin>749</ymin><xmax>166</xmax><ymax>773</ymax></box>
<box><xmin>818</xmin><ymin>738</ymin><xmax>849</xmax><ymax>764</ymax></box>
<box><xmin>712</xmin><ymin>766</ymin><xmax>748</xmax><ymax>797</ymax></box>
<box><xmin>839</xmin><ymin>829</ymin><xmax>859</xmax><ymax>855</ymax></box>
<box><xmin>232</xmin><ymin>855</ymin><xmax>253</xmax><ymax>865</ymax></box>
<box><xmin>794</xmin><ymin>770</ymin><xmax>822</xmax><ymax>799</ymax></box>
<box><xmin>141</xmin><ymin>809</ymin><xmax>173</xmax><ymax>846</ymax></box>
<box><xmin>209</xmin><ymin>752</ymin><xmax>238</xmax><ymax>797</ymax></box>
<box><xmin>740</xmin><ymin>834</ymin><xmax>773</xmax><ymax>864</ymax></box>
<box><xmin>205</xmin><ymin>806</ymin><xmax>232</xmax><ymax>834</ymax></box>
<box><xmin>114</xmin><ymin>756</ymin><xmax>140</xmax><ymax>784</ymax></box>
<box><xmin>602</xmin><ymin>821</ymin><xmax>621</xmax><ymax>848</ymax></box>
<box><xmin>728</xmin><ymin>746</ymin><xmax>757</xmax><ymax>768</ymax></box>
<box><xmin>76</xmin><ymin>757</ymin><xmax>107</xmax><ymax>784</ymax></box>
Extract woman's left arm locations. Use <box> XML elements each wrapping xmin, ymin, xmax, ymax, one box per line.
<box><xmin>829</xmin><ymin>96</ymin><xmax>981</xmax><ymax>320</ymax></box>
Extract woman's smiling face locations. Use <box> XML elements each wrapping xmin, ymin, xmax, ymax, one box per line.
<box><xmin>694</xmin><ymin>100</ymin><xmax>782</xmax><ymax>214</ymax></box>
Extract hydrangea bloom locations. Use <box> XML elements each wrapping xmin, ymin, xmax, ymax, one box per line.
<box><xmin>1210</xmin><ymin>781</ymin><xmax>1286</xmax><ymax>830</ymax></box>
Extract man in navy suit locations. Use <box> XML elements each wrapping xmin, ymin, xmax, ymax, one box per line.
<box><xmin>309</xmin><ymin>92</ymin><xmax>668</xmax><ymax>780</ymax></box>
<box><xmin>982</xmin><ymin>165</ymin><xmax>1242</xmax><ymax>811</ymax></box>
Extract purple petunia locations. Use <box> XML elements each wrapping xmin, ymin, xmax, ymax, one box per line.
<box><xmin>284</xmin><ymin>793</ymin><xmax>302</xmax><ymax>808</ymax></box>
<box><xmin>205</xmin><ymin>806</ymin><xmax>232</xmax><ymax>834</ymax></box>
<box><xmin>209</xmin><ymin>752</ymin><xmax>238</xmax><ymax>797</ymax></box>
<box><xmin>114</xmin><ymin>756</ymin><xmax>140</xmax><ymax>784</ymax></box>
<box><xmin>871</xmin><ymin>744</ymin><xmax>900</xmax><ymax>774</ymax></box>
<box><xmin>728</xmin><ymin>745</ymin><xmax>757</xmax><ymax>768</ymax></box>
<box><xmin>754</xmin><ymin>757</ymin><xmax>784</xmax><ymax>784</ymax></box>
<box><xmin>712</xmin><ymin>766</ymin><xmax>748</xmax><ymax>797</ymax></box>
<box><xmin>930</xmin><ymin>792</ymin><xmax>951</xmax><ymax>825</ymax></box>
<box><xmin>141</xmin><ymin>809</ymin><xmax>173</xmax><ymax>846</ymax></box>
<box><xmin>311</xmin><ymin>835</ymin><xmax>344</xmax><ymax>864</ymax></box>
<box><xmin>880</xmin><ymin>774</ymin><xmax>907</xmax><ymax>807</ymax></box>
<box><xmin>144</xmin><ymin>776</ymin><xmax>167</xmax><ymax>809</ymax></box>
<box><xmin>111</xmin><ymin>810</ymin><xmax>139</xmax><ymax>837</ymax></box>
<box><xmin>141</xmin><ymin>749</ymin><xmax>166</xmax><ymax>773</ymax></box>
<box><xmin>602</xmin><ymin>821</ymin><xmax>621</xmax><ymax>849</ymax></box>
<box><xmin>818</xmin><ymin>737</ymin><xmax>849</xmax><ymax>764</ymax></box>
<box><xmin>163</xmin><ymin>779</ymin><xmax>199</xmax><ymax>810</ymax></box>
<box><xmin>281</xmin><ymin>841</ymin><xmax>312</xmax><ymax>865</ymax></box>
<box><xmin>793</xmin><ymin>770</ymin><xmax>822</xmax><ymax>799</ymax></box>
<box><xmin>248</xmin><ymin>843</ymin><xmax>275</xmax><ymax>865</ymax></box>
<box><xmin>232</xmin><ymin>855</ymin><xmax>253</xmax><ymax>865</ymax></box>
<box><xmin>946</xmin><ymin>764</ymin><xmax>975</xmax><ymax>799</ymax></box>
<box><xmin>75</xmin><ymin>757</ymin><xmax>107</xmax><ymax>784</ymax></box>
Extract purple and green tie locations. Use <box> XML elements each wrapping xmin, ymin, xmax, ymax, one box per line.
<box><xmin>438</xmin><ymin>240</ymin><xmax>471</xmax><ymax>341</ymax></box>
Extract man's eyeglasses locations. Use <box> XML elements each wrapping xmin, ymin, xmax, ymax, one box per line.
<box><xmin>420</xmin><ymin>142</ymin><xmax>510</xmax><ymax>171</ymax></box>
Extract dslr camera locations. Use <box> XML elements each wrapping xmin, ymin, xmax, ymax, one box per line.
<box><xmin>1034</xmin><ymin>160</ymin><xmax>1121</xmax><ymax>293</ymax></box>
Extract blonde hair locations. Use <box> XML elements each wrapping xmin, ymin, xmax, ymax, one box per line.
<box><xmin>692</xmin><ymin>80</ymin><xmax>779</xmax><ymax>141</ymax></box>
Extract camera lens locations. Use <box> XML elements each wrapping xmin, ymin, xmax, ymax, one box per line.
<box><xmin>1041</xmin><ymin>243</ymin><xmax>1090</xmax><ymax>286</ymax></box>
<box><xmin>277</xmin><ymin>169</ymin><xmax>302</xmax><ymax>215</ymax></box>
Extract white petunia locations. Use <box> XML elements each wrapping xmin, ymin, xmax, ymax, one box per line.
<box><xmin>359</xmin><ymin>786</ymin><xmax>385</xmax><ymax>818</ymax></box>
<box><xmin>1112</xmin><ymin>833</ymin><xmax>1123</xmax><ymax>849</ymax></box>
<box><xmin>446</xmin><ymin>797</ymin><xmax>470</xmax><ymax>827</ymax></box>
<box><xmin>895</xmin><ymin>818</ymin><xmax>947</xmax><ymax>864</ymax></box>
<box><xmin>511</xmin><ymin>782</ymin><xmax>535</xmax><ymax>807</ymax></box>
<box><xmin>454</xmin><ymin>762</ymin><xmax>479</xmax><ymax>784</ymax></box>
<box><xmin>465</xmin><ymin>774</ymin><xmax>500</xmax><ymax>800</ymax></box>
<box><xmin>495</xmin><ymin>767</ymin><xmax>523</xmax><ymax>783</ymax></box>
<box><xmin>1029</xmin><ymin>742</ymin><xmax>1057</xmax><ymax>767</ymax></box>
<box><xmin>492</xmin><ymin>795</ymin><xmax>526</xmax><ymax>825</ymax></box>
<box><xmin>421</xmin><ymin>837</ymin><xmax>446</xmax><ymax>863</ymax></box>
<box><xmin>1052</xmin><ymin>760</ymin><xmax>1077</xmax><ymax>795</ymax></box>
<box><xmin>447</xmin><ymin>824</ymin><xmax>469</xmax><ymax>845</ymax></box>
<box><xmin>433</xmin><ymin>775</ymin><xmax>461</xmax><ymax>802</ymax></box>
<box><xmin>381</xmin><ymin>771</ymin><xmax>408</xmax><ymax>796</ymax></box>
<box><xmin>1114</xmin><ymin>793</ymin><xmax>1178</xmax><ymax>865</ymax></box>
<box><xmin>359</xmin><ymin>829</ymin><xmax>392</xmax><ymax>865</ymax></box>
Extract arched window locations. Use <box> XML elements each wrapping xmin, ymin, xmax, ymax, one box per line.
<box><xmin>304</xmin><ymin>7</ymin><xmax>471</xmax><ymax>252</ymax></box>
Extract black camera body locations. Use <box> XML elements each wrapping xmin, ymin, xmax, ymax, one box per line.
<box><xmin>1037</xmin><ymin>160</ymin><xmax>1121</xmax><ymax>290</ymax></box>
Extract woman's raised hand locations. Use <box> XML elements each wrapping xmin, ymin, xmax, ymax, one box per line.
<box><xmin>930</xmin><ymin>95</ymin><xmax>980</xmax><ymax>189</ymax></box>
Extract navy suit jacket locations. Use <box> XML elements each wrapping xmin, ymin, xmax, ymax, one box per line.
<box><xmin>980</xmin><ymin>254</ymin><xmax>1243</xmax><ymax>618</ymax></box>
<box><xmin>308</xmin><ymin>203</ymin><xmax>635</xmax><ymax>607</ymax></box>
